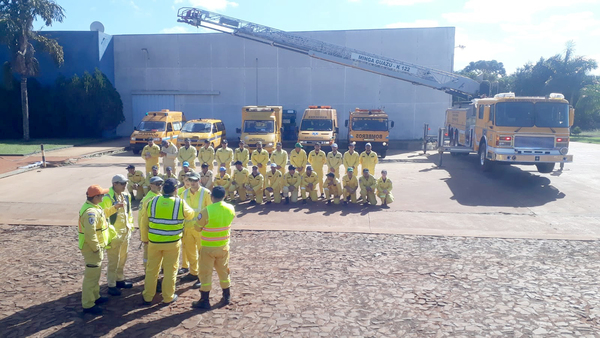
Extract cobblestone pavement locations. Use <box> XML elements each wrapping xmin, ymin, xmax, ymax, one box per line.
<box><xmin>1</xmin><ymin>224</ymin><xmax>599</xmax><ymax>337</ymax></box>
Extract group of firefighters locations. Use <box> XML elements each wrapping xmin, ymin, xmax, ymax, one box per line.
<box><xmin>134</xmin><ymin>137</ymin><xmax>394</xmax><ymax>206</ymax></box>
<box><xmin>76</xmin><ymin>137</ymin><xmax>394</xmax><ymax>315</ymax></box>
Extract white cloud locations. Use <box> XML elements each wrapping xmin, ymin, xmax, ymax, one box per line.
<box><xmin>188</xmin><ymin>0</ymin><xmax>239</xmax><ymax>11</ymax></box>
<box><xmin>501</xmin><ymin>12</ymin><xmax>600</xmax><ymax>41</ymax></box>
<box><xmin>380</xmin><ymin>0</ymin><xmax>432</xmax><ymax>5</ymax></box>
<box><xmin>386</xmin><ymin>20</ymin><xmax>439</xmax><ymax>28</ymax></box>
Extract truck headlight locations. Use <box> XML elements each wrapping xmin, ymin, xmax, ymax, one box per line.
<box><xmin>382</xmin><ymin>142</ymin><xmax>387</xmax><ymax>146</ymax></box>
<box><xmin>267</xmin><ymin>143</ymin><xmax>274</xmax><ymax>147</ymax></box>
<box><xmin>153</xmin><ymin>138</ymin><xmax>161</xmax><ymax>142</ymax></box>
<box><xmin>131</xmin><ymin>137</ymin><xmax>136</xmax><ymax>141</ymax></box>
<box><xmin>560</xmin><ymin>147</ymin><xmax>569</xmax><ymax>155</ymax></box>
<box><xmin>349</xmin><ymin>134</ymin><xmax>354</xmax><ymax>138</ymax></box>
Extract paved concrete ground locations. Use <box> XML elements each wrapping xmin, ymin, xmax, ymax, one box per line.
<box><xmin>0</xmin><ymin>142</ymin><xmax>598</xmax><ymax>240</ymax></box>
<box><xmin>1</xmin><ymin>225</ymin><xmax>599</xmax><ymax>337</ymax></box>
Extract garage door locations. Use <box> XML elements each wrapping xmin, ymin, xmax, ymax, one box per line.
<box><xmin>132</xmin><ymin>94</ymin><xmax>175</xmax><ymax>126</ymax></box>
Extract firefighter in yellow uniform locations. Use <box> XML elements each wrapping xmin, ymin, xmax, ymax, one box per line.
<box><xmin>180</xmin><ymin>172</ymin><xmax>212</xmax><ymax>288</ymax></box>
<box><xmin>126</xmin><ymin>165</ymin><xmax>145</xmax><ymax>201</ymax></box>
<box><xmin>141</xmin><ymin>138</ymin><xmax>161</xmax><ymax>175</ymax></box>
<box><xmin>79</xmin><ymin>185</ymin><xmax>111</xmax><ymax>315</ymax></box>
<box><xmin>301</xmin><ymin>166</ymin><xmax>319</xmax><ymax>204</ymax></box>
<box><xmin>140</xmin><ymin>178</ymin><xmax>195</xmax><ymax>305</ymax></box>
<box><xmin>177</xmin><ymin>171</ymin><xmax>192</xmax><ymax>274</ymax></box>
<box><xmin>214</xmin><ymin>167</ymin><xmax>232</xmax><ymax>197</ymax></box>
<box><xmin>324</xmin><ymin>172</ymin><xmax>343</xmax><ymax>205</ymax></box>
<box><xmin>161</xmin><ymin>140</ymin><xmax>178</xmax><ymax>175</ymax></box>
<box><xmin>199</xmin><ymin>163</ymin><xmax>214</xmax><ymax>190</ymax></box>
<box><xmin>192</xmin><ymin>186</ymin><xmax>236</xmax><ymax>310</ymax></box>
<box><xmin>326</xmin><ymin>143</ymin><xmax>344</xmax><ymax>179</ymax></box>
<box><xmin>144</xmin><ymin>165</ymin><xmax>162</xmax><ymax>195</ymax></box>
<box><xmin>308</xmin><ymin>143</ymin><xmax>327</xmax><ymax>197</ymax></box>
<box><xmin>138</xmin><ymin>176</ymin><xmax>163</xmax><ymax>272</ymax></box>
<box><xmin>376</xmin><ymin>169</ymin><xmax>394</xmax><ymax>206</ymax></box>
<box><xmin>162</xmin><ymin>166</ymin><xmax>178</xmax><ymax>183</ymax></box>
<box><xmin>342</xmin><ymin>167</ymin><xmax>359</xmax><ymax>204</ymax></box>
<box><xmin>234</xmin><ymin>141</ymin><xmax>250</xmax><ymax>167</ymax></box>
<box><xmin>270</xmin><ymin>142</ymin><xmax>288</xmax><ymax>174</ymax></box>
<box><xmin>215</xmin><ymin>139</ymin><xmax>234</xmax><ymax>175</ymax></box>
<box><xmin>100</xmin><ymin>175</ymin><xmax>134</xmax><ymax>296</ymax></box>
<box><xmin>178</xmin><ymin>138</ymin><xmax>198</xmax><ymax>170</ymax></box>
<box><xmin>251</xmin><ymin>141</ymin><xmax>270</xmax><ymax>178</ymax></box>
<box><xmin>359</xmin><ymin>143</ymin><xmax>378</xmax><ymax>175</ymax></box>
<box><xmin>359</xmin><ymin>168</ymin><xmax>378</xmax><ymax>206</ymax></box>
<box><xmin>230</xmin><ymin>161</ymin><xmax>250</xmax><ymax>202</ymax></box>
<box><xmin>198</xmin><ymin>140</ymin><xmax>215</xmax><ymax>171</ymax></box>
<box><xmin>289</xmin><ymin>143</ymin><xmax>308</xmax><ymax>175</ymax></box>
<box><xmin>246</xmin><ymin>165</ymin><xmax>264</xmax><ymax>205</ymax></box>
<box><xmin>282</xmin><ymin>165</ymin><xmax>301</xmax><ymax>204</ymax></box>
<box><xmin>265</xmin><ymin>163</ymin><xmax>283</xmax><ymax>204</ymax></box>
<box><xmin>343</xmin><ymin>142</ymin><xmax>360</xmax><ymax>172</ymax></box>
<box><xmin>178</xmin><ymin>162</ymin><xmax>195</xmax><ymax>183</ymax></box>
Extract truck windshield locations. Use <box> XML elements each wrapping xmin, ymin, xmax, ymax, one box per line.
<box><xmin>300</xmin><ymin>119</ymin><xmax>332</xmax><ymax>131</ymax></box>
<box><xmin>495</xmin><ymin>102</ymin><xmax>569</xmax><ymax>128</ymax></box>
<box><xmin>351</xmin><ymin>118</ymin><xmax>388</xmax><ymax>131</ymax></box>
<box><xmin>243</xmin><ymin>120</ymin><xmax>274</xmax><ymax>134</ymax></box>
<box><xmin>137</xmin><ymin>121</ymin><xmax>166</xmax><ymax>131</ymax></box>
<box><xmin>182</xmin><ymin>122</ymin><xmax>211</xmax><ymax>133</ymax></box>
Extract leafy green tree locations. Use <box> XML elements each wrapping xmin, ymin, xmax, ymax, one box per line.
<box><xmin>575</xmin><ymin>83</ymin><xmax>600</xmax><ymax>130</ymax></box>
<box><xmin>458</xmin><ymin>60</ymin><xmax>512</xmax><ymax>97</ymax></box>
<box><xmin>0</xmin><ymin>0</ymin><xmax>65</xmax><ymax>141</ymax></box>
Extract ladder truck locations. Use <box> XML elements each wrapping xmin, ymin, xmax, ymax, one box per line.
<box><xmin>176</xmin><ymin>8</ymin><xmax>574</xmax><ymax>173</ymax></box>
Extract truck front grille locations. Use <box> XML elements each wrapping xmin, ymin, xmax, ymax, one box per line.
<box><xmin>514</xmin><ymin>136</ymin><xmax>554</xmax><ymax>149</ymax></box>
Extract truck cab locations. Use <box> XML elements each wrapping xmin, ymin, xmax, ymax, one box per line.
<box><xmin>345</xmin><ymin>108</ymin><xmax>394</xmax><ymax>158</ymax></box>
<box><xmin>237</xmin><ymin>106</ymin><xmax>283</xmax><ymax>153</ymax></box>
<box><xmin>130</xmin><ymin>110</ymin><xmax>186</xmax><ymax>154</ymax></box>
<box><xmin>178</xmin><ymin>119</ymin><xmax>226</xmax><ymax>149</ymax></box>
<box><xmin>297</xmin><ymin>106</ymin><xmax>338</xmax><ymax>152</ymax></box>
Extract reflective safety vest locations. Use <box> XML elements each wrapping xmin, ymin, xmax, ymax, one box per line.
<box><xmin>147</xmin><ymin>195</ymin><xmax>186</xmax><ymax>243</ymax></box>
<box><xmin>183</xmin><ymin>188</ymin><xmax>207</xmax><ymax>213</ymax></box>
<box><xmin>78</xmin><ymin>202</ymin><xmax>109</xmax><ymax>250</ymax></box>
<box><xmin>201</xmin><ymin>201</ymin><xmax>236</xmax><ymax>247</ymax></box>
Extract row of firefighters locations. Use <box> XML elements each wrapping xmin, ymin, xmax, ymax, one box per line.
<box><xmin>134</xmin><ymin>139</ymin><xmax>393</xmax><ymax>206</ymax></box>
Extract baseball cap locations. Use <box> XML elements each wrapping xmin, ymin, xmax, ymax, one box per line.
<box><xmin>147</xmin><ymin>137</ymin><xmax>154</xmax><ymax>142</ymax></box>
<box><xmin>332</xmin><ymin>143</ymin><xmax>338</xmax><ymax>148</ymax></box>
<box><xmin>256</xmin><ymin>141</ymin><xmax>262</xmax><ymax>145</ymax></box>
<box><xmin>347</xmin><ymin>167</ymin><xmax>354</xmax><ymax>172</ymax></box>
<box><xmin>151</xmin><ymin>165</ymin><xmax>158</xmax><ymax>170</ymax></box>
<box><xmin>162</xmin><ymin>140</ymin><xmax>169</xmax><ymax>145</ymax></box>
<box><xmin>222</xmin><ymin>139</ymin><xmax>228</xmax><ymax>144</ymax></box>
<box><xmin>270</xmin><ymin>163</ymin><xmax>277</xmax><ymax>168</ymax></box>
<box><xmin>295</xmin><ymin>142</ymin><xmax>303</xmax><ymax>148</ymax></box>
<box><xmin>166</xmin><ymin>166</ymin><xmax>173</xmax><ymax>171</ymax></box>
<box><xmin>252</xmin><ymin>165</ymin><xmax>258</xmax><ymax>169</ymax></box>
<box><xmin>363</xmin><ymin>168</ymin><xmax>370</xmax><ymax>173</ymax></box>
<box><xmin>188</xmin><ymin>172</ymin><xmax>200</xmax><ymax>181</ymax></box>
<box><xmin>184</xmin><ymin>138</ymin><xmax>191</xmax><ymax>142</ymax></box>
<box><xmin>201</xmin><ymin>163</ymin><xmax>209</xmax><ymax>168</ymax></box>
<box><xmin>234</xmin><ymin>160</ymin><xmax>243</xmax><ymax>166</ymax></box>
<box><xmin>150</xmin><ymin>176</ymin><xmax>164</xmax><ymax>184</ymax></box>
<box><xmin>276</xmin><ymin>142</ymin><xmax>282</xmax><ymax>146</ymax></box>
<box><xmin>87</xmin><ymin>185</ymin><xmax>108</xmax><ymax>198</ymax></box>
<box><xmin>365</xmin><ymin>142</ymin><xmax>372</xmax><ymax>147</ymax></box>
<box><xmin>163</xmin><ymin>178</ymin><xmax>178</xmax><ymax>194</ymax></box>
<box><xmin>326</xmin><ymin>172</ymin><xmax>335</xmax><ymax>177</ymax></box>
<box><xmin>219</xmin><ymin>167</ymin><xmax>227</xmax><ymax>172</ymax></box>
<box><xmin>288</xmin><ymin>165</ymin><xmax>296</xmax><ymax>171</ymax></box>
<box><xmin>126</xmin><ymin>164</ymin><xmax>135</xmax><ymax>170</ymax></box>
<box><xmin>212</xmin><ymin>186</ymin><xmax>226</xmax><ymax>199</ymax></box>
<box><xmin>306</xmin><ymin>165</ymin><xmax>313</xmax><ymax>170</ymax></box>
<box><xmin>112</xmin><ymin>174</ymin><xmax>128</xmax><ymax>184</ymax></box>
<box><xmin>349</xmin><ymin>142</ymin><xmax>356</xmax><ymax>146</ymax></box>
<box><xmin>182</xmin><ymin>161</ymin><xmax>190</xmax><ymax>167</ymax></box>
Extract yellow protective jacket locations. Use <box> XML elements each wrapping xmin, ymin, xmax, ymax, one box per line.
<box><xmin>161</xmin><ymin>173</ymin><xmax>178</xmax><ymax>183</ymax></box>
<box><xmin>266</xmin><ymin>170</ymin><xmax>283</xmax><ymax>189</ymax></box>
<box><xmin>377</xmin><ymin>177</ymin><xmax>393</xmax><ymax>195</ymax></box>
<box><xmin>289</xmin><ymin>149</ymin><xmax>308</xmax><ymax>169</ymax></box>
<box><xmin>215</xmin><ymin>147</ymin><xmax>234</xmax><ymax>167</ymax></box>
<box><xmin>359</xmin><ymin>151</ymin><xmax>379</xmax><ymax>174</ymax></box>
<box><xmin>325</xmin><ymin>178</ymin><xmax>343</xmax><ymax>196</ymax></box>
<box><xmin>138</xmin><ymin>191</ymin><xmax>160</xmax><ymax>236</ymax></box>
<box><xmin>214</xmin><ymin>173</ymin><xmax>232</xmax><ymax>190</ymax></box>
<box><xmin>100</xmin><ymin>188</ymin><xmax>134</xmax><ymax>232</ymax></box>
<box><xmin>251</xmin><ymin>149</ymin><xmax>270</xmax><ymax>168</ymax></box>
<box><xmin>326</xmin><ymin>151</ymin><xmax>343</xmax><ymax>172</ymax></box>
<box><xmin>359</xmin><ymin>174</ymin><xmax>377</xmax><ymax>191</ymax></box>
<box><xmin>145</xmin><ymin>173</ymin><xmax>162</xmax><ymax>186</ymax></box>
<box><xmin>343</xmin><ymin>151</ymin><xmax>360</xmax><ymax>170</ymax></box>
<box><xmin>139</xmin><ymin>195</ymin><xmax>195</xmax><ymax>243</ymax></box>
<box><xmin>128</xmin><ymin>170</ymin><xmax>145</xmax><ymax>185</ymax></box>
<box><xmin>231</xmin><ymin>168</ymin><xmax>250</xmax><ymax>187</ymax></box>
<box><xmin>246</xmin><ymin>173</ymin><xmax>264</xmax><ymax>193</ymax></box>
<box><xmin>270</xmin><ymin>149</ymin><xmax>288</xmax><ymax>170</ymax></box>
<box><xmin>78</xmin><ymin>201</ymin><xmax>109</xmax><ymax>252</ymax></box>
<box><xmin>308</xmin><ymin>150</ymin><xmax>327</xmax><ymax>172</ymax></box>
<box><xmin>182</xmin><ymin>187</ymin><xmax>212</xmax><ymax>228</ymax></box>
<box><xmin>283</xmin><ymin>172</ymin><xmax>301</xmax><ymax>189</ymax></box>
<box><xmin>342</xmin><ymin>174</ymin><xmax>359</xmax><ymax>192</ymax></box>
<box><xmin>178</xmin><ymin>146</ymin><xmax>198</xmax><ymax>167</ymax></box>
<box><xmin>142</xmin><ymin>144</ymin><xmax>161</xmax><ymax>166</ymax></box>
<box><xmin>177</xmin><ymin>168</ymin><xmax>195</xmax><ymax>183</ymax></box>
<box><xmin>234</xmin><ymin>147</ymin><xmax>250</xmax><ymax>167</ymax></box>
<box><xmin>198</xmin><ymin>146</ymin><xmax>215</xmax><ymax>167</ymax></box>
<box><xmin>301</xmin><ymin>172</ymin><xmax>319</xmax><ymax>189</ymax></box>
<box><xmin>200</xmin><ymin>170</ymin><xmax>214</xmax><ymax>190</ymax></box>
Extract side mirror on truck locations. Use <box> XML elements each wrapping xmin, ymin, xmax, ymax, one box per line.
<box><xmin>335</xmin><ymin>127</ymin><xmax>339</xmax><ymax>134</ymax></box>
<box><xmin>344</xmin><ymin>120</ymin><xmax>348</xmax><ymax>127</ymax></box>
<box><xmin>390</xmin><ymin>121</ymin><xmax>395</xmax><ymax>128</ymax></box>
<box><xmin>569</xmin><ymin>107</ymin><xmax>575</xmax><ymax>127</ymax></box>
<box><xmin>133</xmin><ymin>127</ymin><xmax>137</xmax><ymax>131</ymax></box>
<box><xmin>280</xmin><ymin>127</ymin><xmax>284</xmax><ymax>133</ymax></box>
<box><xmin>236</xmin><ymin>128</ymin><xmax>241</xmax><ymax>134</ymax></box>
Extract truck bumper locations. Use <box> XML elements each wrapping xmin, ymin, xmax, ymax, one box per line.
<box><xmin>130</xmin><ymin>142</ymin><xmax>146</xmax><ymax>151</ymax></box>
<box><xmin>492</xmin><ymin>153</ymin><xmax>573</xmax><ymax>163</ymax></box>
<box><xmin>352</xmin><ymin>141</ymin><xmax>389</xmax><ymax>152</ymax></box>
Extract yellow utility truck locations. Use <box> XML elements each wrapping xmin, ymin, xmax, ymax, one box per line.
<box><xmin>237</xmin><ymin>106</ymin><xmax>283</xmax><ymax>153</ymax></box>
<box><xmin>444</xmin><ymin>93</ymin><xmax>574</xmax><ymax>173</ymax></box>
<box><xmin>178</xmin><ymin>119</ymin><xmax>226</xmax><ymax>149</ymax></box>
<box><xmin>297</xmin><ymin>106</ymin><xmax>339</xmax><ymax>151</ymax></box>
<box><xmin>345</xmin><ymin>108</ymin><xmax>395</xmax><ymax>158</ymax></box>
<box><xmin>130</xmin><ymin>109</ymin><xmax>186</xmax><ymax>154</ymax></box>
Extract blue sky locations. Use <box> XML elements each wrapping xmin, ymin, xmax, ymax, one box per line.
<box><xmin>43</xmin><ymin>0</ymin><xmax>600</xmax><ymax>74</ymax></box>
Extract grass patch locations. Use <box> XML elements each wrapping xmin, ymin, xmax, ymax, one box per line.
<box><xmin>0</xmin><ymin>139</ymin><xmax>102</xmax><ymax>155</ymax></box>
<box><xmin>571</xmin><ymin>129</ymin><xmax>600</xmax><ymax>144</ymax></box>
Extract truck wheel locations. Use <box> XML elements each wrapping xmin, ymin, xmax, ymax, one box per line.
<box><xmin>380</xmin><ymin>150</ymin><xmax>387</xmax><ymax>159</ymax></box>
<box><xmin>536</xmin><ymin>163</ymin><xmax>555</xmax><ymax>173</ymax></box>
<box><xmin>132</xmin><ymin>149</ymin><xmax>140</xmax><ymax>155</ymax></box>
<box><xmin>478</xmin><ymin>143</ymin><xmax>493</xmax><ymax>172</ymax></box>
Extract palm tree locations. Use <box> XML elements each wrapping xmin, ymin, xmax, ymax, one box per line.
<box><xmin>0</xmin><ymin>0</ymin><xmax>65</xmax><ymax>141</ymax></box>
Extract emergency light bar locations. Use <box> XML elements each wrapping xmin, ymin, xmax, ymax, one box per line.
<box><xmin>308</xmin><ymin>105</ymin><xmax>331</xmax><ymax>109</ymax></box>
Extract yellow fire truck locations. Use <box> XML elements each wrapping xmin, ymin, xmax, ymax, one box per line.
<box><xmin>444</xmin><ymin>93</ymin><xmax>574</xmax><ymax>173</ymax></box>
<box><xmin>345</xmin><ymin>108</ymin><xmax>395</xmax><ymax>158</ymax></box>
<box><xmin>237</xmin><ymin>106</ymin><xmax>283</xmax><ymax>153</ymax></box>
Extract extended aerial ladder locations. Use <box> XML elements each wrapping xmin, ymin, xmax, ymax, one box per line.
<box><xmin>176</xmin><ymin>8</ymin><xmax>480</xmax><ymax>99</ymax></box>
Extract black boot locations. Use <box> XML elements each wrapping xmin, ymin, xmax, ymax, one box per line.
<box><xmin>285</xmin><ymin>197</ymin><xmax>290</xmax><ymax>205</ymax></box>
<box><xmin>222</xmin><ymin>288</ymin><xmax>231</xmax><ymax>305</ymax></box>
<box><xmin>192</xmin><ymin>291</ymin><xmax>211</xmax><ymax>310</ymax></box>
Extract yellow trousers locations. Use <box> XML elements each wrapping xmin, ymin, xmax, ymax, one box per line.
<box><xmin>265</xmin><ymin>186</ymin><xmax>282</xmax><ymax>203</ymax></box>
<box><xmin>228</xmin><ymin>185</ymin><xmax>247</xmax><ymax>202</ymax></box>
<box><xmin>247</xmin><ymin>187</ymin><xmax>263</xmax><ymax>203</ymax></box>
<box><xmin>145</xmin><ymin>162</ymin><xmax>159</xmax><ymax>176</ymax></box>
<box><xmin>328</xmin><ymin>167</ymin><xmax>341</xmax><ymax>179</ymax></box>
<box><xmin>313</xmin><ymin>169</ymin><xmax>324</xmax><ymax>195</ymax></box>
<box><xmin>360</xmin><ymin>188</ymin><xmax>377</xmax><ymax>205</ymax></box>
<box><xmin>199</xmin><ymin>245</ymin><xmax>231</xmax><ymax>292</ymax></box>
<box><xmin>282</xmin><ymin>186</ymin><xmax>299</xmax><ymax>203</ymax></box>
<box><xmin>324</xmin><ymin>188</ymin><xmax>341</xmax><ymax>204</ymax></box>
<box><xmin>143</xmin><ymin>241</ymin><xmax>181</xmax><ymax>303</ymax></box>
<box><xmin>378</xmin><ymin>191</ymin><xmax>394</xmax><ymax>204</ymax></box>
<box><xmin>106</xmin><ymin>231</ymin><xmax>130</xmax><ymax>287</ymax></box>
<box><xmin>181</xmin><ymin>240</ymin><xmax>189</xmax><ymax>270</ymax></box>
<box><xmin>182</xmin><ymin>227</ymin><xmax>202</xmax><ymax>276</ymax></box>
<box><xmin>127</xmin><ymin>183</ymin><xmax>145</xmax><ymax>201</ymax></box>
<box><xmin>81</xmin><ymin>247</ymin><xmax>103</xmax><ymax>309</ymax></box>
<box><xmin>301</xmin><ymin>186</ymin><xmax>318</xmax><ymax>201</ymax></box>
<box><xmin>343</xmin><ymin>188</ymin><xmax>358</xmax><ymax>203</ymax></box>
